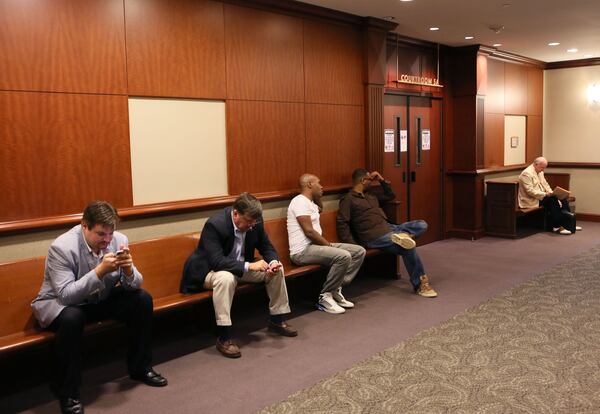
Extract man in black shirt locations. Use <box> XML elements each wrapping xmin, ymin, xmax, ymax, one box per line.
<box><xmin>337</xmin><ymin>169</ymin><xmax>438</xmax><ymax>298</ymax></box>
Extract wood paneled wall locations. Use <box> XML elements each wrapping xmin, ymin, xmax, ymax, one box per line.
<box><xmin>224</xmin><ymin>5</ymin><xmax>304</xmax><ymax>102</ymax></box>
<box><xmin>385</xmin><ymin>39</ymin><xmax>443</xmax><ymax>97</ymax></box>
<box><xmin>125</xmin><ymin>0</ymin><xmax>226</xmax><ymax>98</ymax></box>
<box><xmin>0</xmin><ymin>0</ymin><xmax>127</xmax><ymax>94</ymax></box>
<box><xmin>0</xmin><ymin>0</ymin><xmax>372</xmax><ymax>225</ymax></box>
<box><xmin>444</xmin><ymin>46</ymin><xmax>544</xmax><ymax>239</ymax></box>
<box><xmin>0</xmin><ymin>92</ymin><xmax>133</xmax><ymax>221</ymax></box>
<box><xmin>478</xmin><ymin>54</ymin><xmax>544</xmax><ymax>169</ymax></box>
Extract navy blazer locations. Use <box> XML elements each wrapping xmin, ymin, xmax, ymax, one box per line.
<box><xmin>180</xmin><ymin>207</ymin><xmax>279</xmax><ymax>293</ymax></box>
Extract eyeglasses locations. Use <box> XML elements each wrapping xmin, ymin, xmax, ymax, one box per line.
<box><xmin>240</xmin><ymin>215</ymin><xmax>261</xmax><ymax>228</ymax></box>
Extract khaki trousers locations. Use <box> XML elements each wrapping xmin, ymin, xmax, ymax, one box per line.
<box><xmin>203</xmin><ymin>268</ymin><xmax>291</xmax><ymax>326</ymax></box>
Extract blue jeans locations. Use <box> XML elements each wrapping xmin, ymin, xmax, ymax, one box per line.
<box><xmin>366</xmin><ymin>220</ymin><xmax>428</xmax><ymax>290</ymax></box>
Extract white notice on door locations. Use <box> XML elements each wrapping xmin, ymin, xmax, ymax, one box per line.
<box><xmin>384</xmin><ymin>129</ymin><xmax>394</xmax><ymax>152</ymax></box>
<box><xmin>422</xmin><ymin>129</ymin><xmax>431</xmax><ymax>150</ymax></box>
<box><xmin>400</xmin><ymin>130</ymin><xmax>407</xmax><ymax>152</ymax></box>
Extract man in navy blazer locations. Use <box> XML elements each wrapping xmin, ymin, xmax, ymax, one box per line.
<box><xmin>32</xmin><ymin>201</ymin><xmax>167</xmax><ymax>414</ymax></box>
<box><xmin>181</xmin><ymin>193</ymin><xmax>297</xmax><ymax>358</ymax></box>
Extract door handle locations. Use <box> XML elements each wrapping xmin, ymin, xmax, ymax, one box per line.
<box><xmin>402</xmin><ymin>172</ymin><xmax>406</xmax><ymax>183</ymax></box>
<box><xmin>410</xmin><ymin>171</ymin><xmax>416</xmax><ymax>182</ymax></box>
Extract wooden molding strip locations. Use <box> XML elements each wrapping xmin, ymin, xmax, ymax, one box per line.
<box><xmin>546</xmin><ymin>57</ymin><xmax>600</xmax><ymax>70</ymax></box>
<box><xmin>0</xmin><ymin>185</ymin><xmax>352</xmax><ymax>235</ymax></box>
<box><xmin>221</xmin><ymin>0</ymin><xmax>396</xmax><ymax>30</ymax></box>
<box><xmin>577</xmin><ymin>213</ymin><xmax>600</xmax><ymax>223</ymax></box>
<box><xmin>446</xmin><ymin>164</ymin><xmax>527</xmax><ymax>176</ymax></box>
<box><xmin>548</xmin><ymin>162</ymin><xmax>600</xmax><ymax>169</ymax></box>
<box><xmin>448</xmin><ymin>162</ymin><xmax>600</xmax><ymax>177</ymax></box>
<box><xmin>477</xmin><ymin>46</ymin><xmax>546</xmax><ymax>68</ymax></box>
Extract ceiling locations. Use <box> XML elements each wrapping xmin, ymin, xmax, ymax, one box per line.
<box><xmin>298</xmin><ymin>0</ymin><xmax>600</xmax><ymax>63</ymax></box>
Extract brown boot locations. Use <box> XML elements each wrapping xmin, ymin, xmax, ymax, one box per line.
<box><xmin>416</xmin><ymin>275</ymin><xmax>438</xmax><ymax>298</ymax></box>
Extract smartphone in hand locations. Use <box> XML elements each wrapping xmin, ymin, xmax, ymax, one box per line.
<box><xmin>115</xmin><ymin>248</ymin><xmax>130</xmax><ymax>258</ymax></box>
<box><xmin>268</xmin><ymin>262</ymin><xmax>282</xmax><ymax>272</ymax></box>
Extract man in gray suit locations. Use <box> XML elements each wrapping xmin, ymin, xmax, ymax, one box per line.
<box><xmin>32</xmin><ymin>201</ymin><xmax>167</xmax><ymax>414</ymax></box>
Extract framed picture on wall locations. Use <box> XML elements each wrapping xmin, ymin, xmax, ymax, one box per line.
<box><xmin>510</xmin><ymin>136</ymin><xmax>519</xmax><ymax>148</ymax></box>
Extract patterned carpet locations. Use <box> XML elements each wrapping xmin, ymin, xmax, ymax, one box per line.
<box><xmin>260</xmin><ymin>245</ymin><xmax>600</xmax><ymax>414</ymax></box>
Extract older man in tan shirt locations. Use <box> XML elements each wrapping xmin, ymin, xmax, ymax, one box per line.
<box><xmin>518</xmin><ymin>157</ymin><xmax>580</xmax><ymax>235</ymax></box>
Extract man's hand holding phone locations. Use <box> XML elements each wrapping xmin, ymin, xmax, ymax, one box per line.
<box><xmin>95</xmin><ymin>254</ymin><xmax>119</xmax><ymax>279</ymax></box>
<box><xmin>266</xmin><ymin>261</ymin><xmax>282</xmax><ymax>275</ymax></box>
<box><xmin>248</xmin><ymin>260</ymin><xmax>269</xmax><ymax>272</ymax></box>
<box><xmin>114</xmin><ymin>245</ymin><xmax>134</xmax><ymax>277</ymax></box>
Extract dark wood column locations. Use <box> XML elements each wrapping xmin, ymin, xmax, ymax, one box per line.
<box><xmin>363</xmin><ymin>18</ymin><xmax>396</xmax><ymax>172</ymax></box>
<box><xmin>366</xmin><ymin>85</ymin><xmax>384</xmax><ymax>172</ymax></box>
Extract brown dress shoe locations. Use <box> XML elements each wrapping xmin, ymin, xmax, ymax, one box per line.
<box><xmin>216</xmin><ymin>339</ymin><xmax>241</xmax><ymax>358</ymax></box>
<box><xmin>268</xmin><ymin>321</ymin><xmax>298</xmax><ymax>337</ymax></box>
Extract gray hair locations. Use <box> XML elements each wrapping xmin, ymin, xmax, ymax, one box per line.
<box><xmin>232</xmin><ymin>192</ymin><xmax>262</xmax><ymax>219</ymax></box>
<box><xmin>533</xmin><ymin>156</ymin><xmax>548</xmax><ymax>166</ymax></box>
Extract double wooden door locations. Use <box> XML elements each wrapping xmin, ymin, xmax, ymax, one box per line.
<box><xmin>382</xmin><ymin>94</ymin><xmax>442</xmax><ymax>245</ymax></box>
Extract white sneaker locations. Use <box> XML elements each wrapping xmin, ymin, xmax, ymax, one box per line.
<box><xmin>391</xmin><ymin>232</ymin><xmax>416</xmax><ymax>249</ymax></box>
<box><xmin>554</xmin><ymin>226</ymin><xmax>572</xmax><ymax>235</ymax></box>
<box><xmin>576</xmin><ymin>226</ymin><xmax>582</xmax><ymax>231</ymax></box>
<box><xmin>333</xmin><ymin>287</ymin><xmax>354</xmax><ymax>308</ymax></box>
<box><xmin>317</xmin><ymin>292</ymin><xmax>346</xmax><ymax>314</ymax></box>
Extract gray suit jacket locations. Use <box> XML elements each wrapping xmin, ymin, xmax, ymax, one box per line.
<box><xmin>31</xmin><ymin>225</ymin><xmax>143</xmax><ymax>328</ymax></box>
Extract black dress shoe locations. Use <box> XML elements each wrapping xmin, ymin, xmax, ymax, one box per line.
<box><xmin>131</xmin><ymin>369</ymin><xmax>168</xmax><ymax>387</ymax></box>
<box><xmin>59</xmin><ymin>397</ymin><xmax>84</xmax><ymax>414</ymax></box>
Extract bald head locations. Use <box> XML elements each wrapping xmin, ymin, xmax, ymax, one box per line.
<box><xmin>298</xmin><ymin>173</ymin><xmax>323</xmax><ymax>199</ymax></box>
<box><xmin>299</xmin><ymin>173</ymin><xmax>317</xmax><ymax>189</ymax></box>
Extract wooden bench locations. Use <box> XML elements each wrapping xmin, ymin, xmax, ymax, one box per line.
<box><xmin>0</xmin><ymin>210</ymin><xmax>394</xmax><ymax>354</ymax></box>
<box><xmin>485</xmin><ymin>173</ymin><xmax>573</xmax><ymax>238</ymax></box>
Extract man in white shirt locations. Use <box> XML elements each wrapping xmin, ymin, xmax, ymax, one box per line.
<box><xmin>287</xmin><ymin>174</ymin><xmax>366</xmax><ymax>314</ymax></box>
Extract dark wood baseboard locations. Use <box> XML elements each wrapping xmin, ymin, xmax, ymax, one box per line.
<box><xmin>577</xmin><ymin>213</ymin><xmax>600</xmax><ymax>222</ymax></box>
<box><xmin>446</xmin><ymin>228</ymin><xmax>485</xmax><ymax>240</ymax></box>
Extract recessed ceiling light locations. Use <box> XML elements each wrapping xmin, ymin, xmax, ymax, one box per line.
<box><xmin>567</xmin><ymin>48</ymin><xmax>578</xmax><ymax>53</ymax></box>
<box><xmin>429</xmin><ymin>27</ymin><xmax>439</xmax><ymax>31</ymax></box>
<box><xmin>465</xmin><ymin>36</ymin><xmax>474</xmax><ymax>40</ymax></box>
<box><xmin>548</xmin><ymin>42</ymin><xmax>560</xmax><ymax>46</ymax></box>
<box><xmin>493</xmin><ymin>43</ymin><xmax>502</xmax><ymax>47</ymax></box>
<box><xmin>382</xmin><ymin>16</ymin><xmax>395</xmax><ymax>20</ymax></box>
<box><xmin>584</xmin><ymin>54</ymin><xmax>593</xmax><ymax>58</ymax></box>
<box><xmin>400</xmin><ymin>0</ymin><xmax>414</xmax><ymax>2</ymax></box>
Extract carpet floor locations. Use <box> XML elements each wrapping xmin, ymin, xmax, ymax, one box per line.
<box><xmin>2</xmin><ymin>222</ymin><xmax>599</xmax><ymax>413</ymax></box>
<box><xmin>261</xmin><ymin>244</ymin><xmax>600</xmax><ymax>413</ymax></box>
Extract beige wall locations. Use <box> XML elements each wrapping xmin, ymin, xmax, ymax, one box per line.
<box><xmin>544</xmin><ymin>66</ymin><xmax>600</xmax><ymax>162</ymax></box>
<box><xmin>544</xmin><ymin>65</ymin><xmax>600</xmax><ymax>215</ymax></box>
<box><xmin>0</xmin><ymin>195</ymin><xmax>342</xmax><ymax>262</ymax></box>
<box><xmin>545</xmin><ymin>168</ymin><xmax>599</xmax><ymax>215</ymax></box>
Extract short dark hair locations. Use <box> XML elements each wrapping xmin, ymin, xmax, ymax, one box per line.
<box><xmin>232</xmin><ymin>192</ymin><xmax>262</xmax><ymax>219</ymax></box>
<box><xmin>352</xmin><ymin>168</ymin><xmax>369</xmax><ymax>184</ymax></box>
<box><xmin>82</xmin><ymin>201</ymin><xmax>119</xmax><ymax>228</ymax></box>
